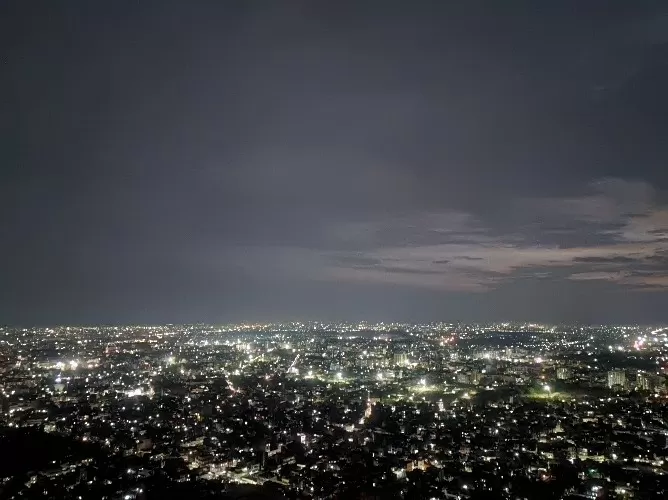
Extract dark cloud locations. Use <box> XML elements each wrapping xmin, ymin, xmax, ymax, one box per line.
<box><xmin>2</xmin><ymin>2</ymin><xmax>668</xmax><ymax>323</ymax></box>
<box><xmin>329</xmin><ymin>255</ymin><xmax>383</xmax><ymax>268</ymax></box>
<box><xmin>646</xmin><ymin>252</ymin><xmax>668</xmax><ymax>266</ymax></box>
<box><xmin>573</xmin><ymin>256</ymin><xmax>637</xmax><ymax>264</ymax></box>
<box><xmin>378</xmin><ymin>267</ymin><xmax>444</xmax><ymax>276</ymax></box>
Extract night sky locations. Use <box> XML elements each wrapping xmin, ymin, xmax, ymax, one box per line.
<box><xmin>2</xmin><ymin>2</ymin><xmax>668</xmax><ymax>325</ymax></box>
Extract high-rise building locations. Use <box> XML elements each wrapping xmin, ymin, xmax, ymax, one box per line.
<box><xmin>636</xmin><ymin>372</ymin><xmax>654</xmax><ymax>391</ymax></box>
<box><xmin>393</xmin><ymin>353</ymin><xmax>409</xmax><ymax>366</ymax></box>
<box><xmin>556</xmin><ymin>367</ymin><xmax>571</xmax><ymax>380</ymax></box>
<box><xmin>607</xmin><ymin>370</ymin><xmax>626</xmax><ymax>389</ymax></box>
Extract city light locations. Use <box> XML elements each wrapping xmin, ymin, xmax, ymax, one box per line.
<box><xmin>0</xmin><ymin>321</ymin><xmax>664</xmax><ymax>497</ymax></box>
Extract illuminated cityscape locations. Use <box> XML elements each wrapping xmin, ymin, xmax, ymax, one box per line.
<box><xmin>4</xmin><ymin>1</ymin><xmax>668</xmax><ymax>499</ymax></box>
<box><xmin>2</xmin><ymin>323</ymin><xmax>668</xmax><ymax>499</ymax></box>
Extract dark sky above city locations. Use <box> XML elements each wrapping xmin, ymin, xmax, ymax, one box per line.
<box><xmin>2</xmin><ymin>1</ymin><xmax>668</xmax><ymax>325</ymax></box>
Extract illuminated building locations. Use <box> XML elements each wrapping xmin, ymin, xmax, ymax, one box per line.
<box><xmin>607</xmin><ymin>370</ymin><xmax>626</xmax><ymax>389</ymax></box>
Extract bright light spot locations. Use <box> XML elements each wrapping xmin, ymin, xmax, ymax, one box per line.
<box><xmin>336</xmin><ymin>372</ymin><xmax>343</xmax><ymax>380</ymax></box>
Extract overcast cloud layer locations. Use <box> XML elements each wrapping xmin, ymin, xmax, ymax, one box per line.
<box><xmin>2</xmin><ymin>2</ymin><xmax>668</xmax><ymax>324</ymax></box>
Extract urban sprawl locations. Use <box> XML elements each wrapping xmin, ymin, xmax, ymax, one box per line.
<box><xmin>2</xmin><ymin>323</ymin><xmax>668</xmax><ymax>499</ymax></box>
